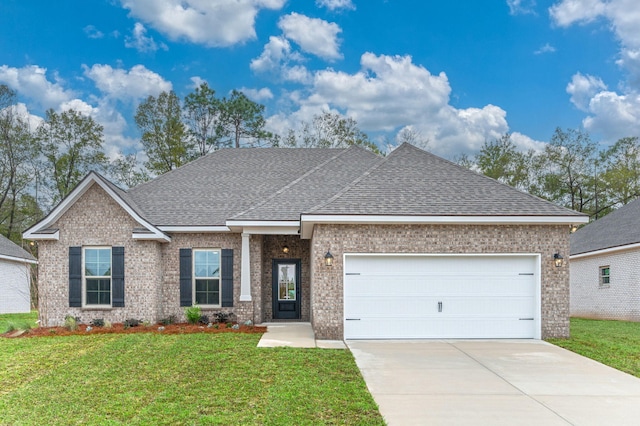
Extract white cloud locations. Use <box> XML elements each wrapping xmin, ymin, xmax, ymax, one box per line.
<box><xmin>566</xmin><ymin>72</ymin><xmax>607</xmax><ymax>111</ymax></box>
<box><xmin>316</xmin><ymin>0</ymin><xmax>355</xmax><ymax>11</ymax></box>
<box><xmin>278</xmin><ymin>13</ymin><xmax>342</xmax><ymax>60</ymax></box>
<box><xmin>83</xmin><ymin>25</ymin><xmax>104</xmax><ymax>39</ymax></box>
<box><xmin>549</xmin><ymin>0</ymin><xmax>607</xmax><ymax>26</ymax></box>
<box><xmin>83</xmin><ymin>64</ymin><xmax>172</xmax><ymax>101</ymax></box>
<box><xmin>582</xmin><ymin>91</ymin><xmax>640</xmax><ymax>140</ymax></box>
<box><xmin>240</xmin><ymin>87</ymin><xmax>274</xmax><ymax>101</ymax></box>
<box><xmin>125</xmin><ymin>22</ymin><xmax>168</xmax><ymax>52</ymax></box>
<box><xmin>534</xmin><ymin>43</ymin><xmax>556</xmax><ymax>54</ymax></box>
<box><xmin>507</xmin><ymin>0</ymin><xmax>537</xmax><ymax>15</ymax></box>
<box><xmin>268</xmin><ymin>53</ymin><xmax>512</xmax><ymax>156</ymax></box>
<box><xmin>510</xmin><ymin>131</ymin><xmax>547</xmax><ymax>152</ymax></box>
<box><xmin>119</xmin><ymin>0</ymin><xmax>286</xmax><ymax>47</ymax></box>
<box><xmin>250</xmin><ymin>36</ymin><xmax>311</xmax><ymax>83</ymax></box>
<box><xmin>0</xmin><ymin>65</ymin><xmax>75</xmax><ymax>109</ymax></box>
<box><xmin>189</xmin><ymin>76</ymin><xmax>207</xmax><ymax>89</ymax></box>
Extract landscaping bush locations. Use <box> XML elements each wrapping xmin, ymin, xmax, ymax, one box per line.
<box><xmin>90</xmin><ymin>318</ymin><xmax>105</xmax><ymax>327</ymax></box>
<box><xmin>124</xmin><ymin>318</ymin><xmax>141</xmax><ymax>329</ymax></box>
<box><xmin>185</xmin><ymin>306</ymin><xmax>201</xmax><ymax>324</ymax></box>
<box><xmin>159</xmin><ymin>315</ymin><xmax>177</xmax><ymax>326</ymax></box>
<box><xmin>64</xmin><ymin>315</ymin><xmax>80</xmax><ymax>331</ymax></box>
<box><xmin>198</xmin><ymin>315</ymin><xmax>209</xmax><ymax>325</ymax></box>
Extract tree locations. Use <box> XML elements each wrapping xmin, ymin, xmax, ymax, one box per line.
<box><xmin>135</xmin><ymin>90</ymin><xmax>191</xmax><ymax>174</ymax></box>
<box><xmin>36</xmin><ymin>108</ymin><xmax>108</xmax><ymax>204</ymax></box>
<box><xmin>219</xmin><ymin>90</ymin><xmax>271</xmax><ymax>148</ymax></box>
<box><xmin>474</xmin><ymin>134</ymin><xmax>533</xmax><ymax>191</ymax></box>
<box><xmin>109</xmin><ymin>152</ymin><xmax>150</xmax><ymax>189</ymax></box>
<box><xmin>396</xmin><ymin>126</ymin><xmax>429</xmax><ymax>150</ymax></box>
<box><xmin>183</xmin><ymin>82</ymin><xmax>223</xmax><ymax>156</ymax></box>
<box><xmin>284</xmin><ymin>111</ymin><xmax>380</xmax><ymax>154</ymax></box>
<box><xmin>599</xmin><ymin>136</ymin><xmax>640</xmax><ymax>210</ymax></box>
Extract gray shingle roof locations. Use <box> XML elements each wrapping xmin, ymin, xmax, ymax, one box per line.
<box><xmin>570</xmin><ymin>197</ymin><xmax>640</xmax><ymax>255</ymax></box>
<box><xmin>230</xmin><ymin>146</ymin><xmax>383</xmax><ymax>221</ymax></box>
<box><xmin>308</xmin><ymin>143</ymin><xmax>585</xmax><ymax>217</ymax></box>
<box><xmin>128</xmin><ymin>148</ymin><xmax>352</xmax><ymax>226</ymax></box>
<box><xmin>0</xmin><ymin>234</ymin><xmax>35</xmax><ymax>262</ymax></box>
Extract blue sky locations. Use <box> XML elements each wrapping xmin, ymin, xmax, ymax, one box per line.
<box><xmin>0</xmin><ymin>0</ymin><xmax>638</xmax><ymax>159</ymax></box>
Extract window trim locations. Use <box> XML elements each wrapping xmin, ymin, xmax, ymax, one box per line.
<box><xmin>599</xmin><ymin>265</ymin><xmax>610</xmax><ymax>287</ymax></box>
<box><xmin>192</xmin><ymin>248</ymin><xmax>222</xmax><ymax>308</ymax></box>
<box><xmin>82</xmin><ymin>246</ymin><xmax>113</xmax><ymax>308</ymax></box>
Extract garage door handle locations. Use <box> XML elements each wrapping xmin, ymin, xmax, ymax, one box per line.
<box><xmin>438</xmin><ymin>302</ymin><xmax>443</xmax><ymax>312</ymax></box>
<box><xmin>345</xmin><ymin>318</ymin><xmax>361</xmax><ymax>321</ymax></box>
<box><xmin>519</xmin><ymin>318</ymin><xmax>534</xmax><ymax>321</ymax></box>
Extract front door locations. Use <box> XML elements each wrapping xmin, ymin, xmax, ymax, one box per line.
<box><xmin>272</xmin><ymin>259</ymin><xmax>301</xmax><ymax>319</ymax></box>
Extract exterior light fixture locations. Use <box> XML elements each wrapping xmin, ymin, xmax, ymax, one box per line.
<box><xmin>554</xmin><ymin>253</ymin><xmax>564</xmax><ymax>268</ymax></box>
<box><xmin>282</xmin><ymin>246</ymin><xmax>289</xmax><ymax>254</ymax></box>
<box><xmin>570</xmin><ymin>225</ymin><xmax>578</xmax><ymax>233</ymax></box>
<box><xmin>324</xmin><ymin>251</ymin><xmax>334</xmax><ymax>266</ymax></box>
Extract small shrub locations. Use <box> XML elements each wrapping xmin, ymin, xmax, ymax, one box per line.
<box><xmin>142</xmin><ymin>320</ymin><xmax>151</xmax><ymax>327</ymax></box>
<box><xmin>5</xmin><ymin>322</ymin><xmax>16</xmax><ymax>333</ymax></box>
<box><xmin>104</xmin><ymin>320</ymin><xmax>112</xmax><ymax>329</ymax></box>
<box><xmin>159</xmin><ymin>315</ymin><xmax>177</xmax><ymax>326</ymax></box>
<box><xmin>213</xmin><ymin>311</ymin><xmax>235</xmax><ymax>324</ymax></box>
<box><xmin>124</xmin><ymin>318</ymin><xmax>141</xmax><ymax>329</ymax></box>
<box><xmin>198</xmin><ymin>315</ymin><xmax>209</xmax><ymax>325</ymax></box>
<box><xmin>185</xmin><ymin>305</ymin><xmax>201</xmax><ymax>324</ymax></box>
<box><xmin>225</xmin><ymin>322</ymin><xmax>233</xmax><ymax>328</ymax></box>
<box><xmin>90</xmin><ymin>318</ymin><xmax>105</xmax><ymax>327</ymax></box>
<box><xmin>64</xmin><ymin>315</ymin><xmax>79</xmax><ymax>331</ymax></box>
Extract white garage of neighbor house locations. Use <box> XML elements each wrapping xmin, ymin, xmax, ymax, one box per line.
<box><xmin>570</xmin><ymin>197</ymin><xmax>640</xmax><ymax>321</ymax></box>
<box><xmin>26</xmin><ymin>143</ymin><xmax>587</xmax><ymax>340</ymax></box>
<box><xmin>0</xmin><ymin>234</ymin><xmax>37</xmax><ymax>314</ymax></box>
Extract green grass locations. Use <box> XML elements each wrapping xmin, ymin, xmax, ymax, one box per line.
<box><xmin>0</xmin><ymin>332</ymin><xmax>384</xmax><ymax>425</ymax></box>
<box><xmin>0</xmin><ymin>311</ymin><xmax>38</xmax><ymax>333</ymax></box>
<box><xmin>548</xmin><ymin>317</ymin><xmax>640</xmax><ymax>378</ymax></box>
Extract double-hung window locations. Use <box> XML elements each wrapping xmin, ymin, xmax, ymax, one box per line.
<box><xmin>600</xmin><ymin>266</ymin><xmax>610</xmax><ymax>286</ymax></box>
<box><xmin>193</xmin><ymin>249</ymin><xmax>220</xmax><ymax>306</ymax></box>
<box><xmin>84</xmin><ymin>247</ymin><xmax>112</xmax><ymax>306</ymax></box>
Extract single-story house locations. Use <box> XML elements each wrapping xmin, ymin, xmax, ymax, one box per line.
<box><xmin>24</xmin><ymin>143</ymin><xmax>587</xmax><ymax>339</ymax></box>
<box><xmin>570</xmin><ymin>197</ymin><xmax>640</xmax><ymax>321</ymax></box>
<box><xmin>0</xmin><ymin>234</ymin><xmax>37</xmax><ymax>314</ymax></box>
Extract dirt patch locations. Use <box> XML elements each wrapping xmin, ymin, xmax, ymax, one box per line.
<box><xmin>3</xmin><ymin>322</ymin><xmax>266</xmax><ymax>338</ymax></box>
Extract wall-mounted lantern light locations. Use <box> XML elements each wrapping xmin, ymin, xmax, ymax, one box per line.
<box><xmin>324</xmin><ymin>251</ymin><xmax>334</xmax><ymax>266</ymax></box>
<box><xmin>554</xmin><ymin>252</ymin><xmax>564</xmax><ymax>268</ymax></box>
<box><xmin>282</xmin><ymin>246</ymin><xmax>289</xmax><ymax>254</ymax></box>
<box><xmin>570</xmin><ymin>225</ymin><xmax>578</xmax><ymax>233</ymax></box>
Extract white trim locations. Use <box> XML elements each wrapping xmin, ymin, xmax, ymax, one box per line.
<box><xmin>0</xmin><ymin>254</ymin><xmax>38</xmax><ymax>264</ymax></box>
<box><xmin>227</xmin><ymin>220</ymin><xmax>299</xmax><ymax>227</ymax></box>
<box><xmin>23</xmin><ymin>172</ymin><xmax>170</xmax><ymax>243</ymax></box>
<box><xmin>570</xmin><ymin>242</ymin><xmax>640</xmax><ymax>260</ymax></box>
<box><xmin>23</xmin><ymin>230</ymin><xmax>59</xmax><ymax>241</ymax></box>
<box><xmin>301</xmin><ymin>215</ymin><xmax>587</xmax><ymax>238</ymax></box>
<box><xmin>343</xmin><ymin>252</ymin><xmax>542</xmax><ymax>340</ymax></box>
<box><xmin>158</xmin><ymin>226</ymin><xmax>231</xmax><ymax>233</ymax></box>
<box><xmin>82</xmin><ymin>246</ymin><xmax>113</xmax><ymax>308</ymax></box>
<box><xmin>240</xmin><ymin>233</ymin><xmax>252</xmax><ymax>301</ymax></box>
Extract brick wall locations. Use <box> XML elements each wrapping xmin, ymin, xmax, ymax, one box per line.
<box><xmin>571</xmin><ymin>249</ymin><xmax>640</xmax><ymax>321</ymax></box>
<box><xmin>261</xmin><ymin>235</ymin><xmax>310</xmax><ymax>321</ymax></box>
<box><xmin>310</xmin><ymin>224</ymin><xmax>570</xmax><ymax>340</ymax></box>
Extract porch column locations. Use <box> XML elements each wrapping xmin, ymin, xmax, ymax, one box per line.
<box><xmin>240</xmin><ymin>233</ymin><xmax>252</xmax><ymax>301</ymax></box>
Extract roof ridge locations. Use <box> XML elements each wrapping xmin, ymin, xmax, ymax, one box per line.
<box><xmin>230</xmin><ymin>147</ymin><xmax>353</xmax><ymax>220</ymax></box>
<box><xmin>304</xmin><ymin>145</ymin><xmax>397</xmax><ymax>214</ymax></box>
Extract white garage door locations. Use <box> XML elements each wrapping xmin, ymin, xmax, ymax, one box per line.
<box><xmin>344</xmin><ymin>254</ymin><xmax>539</xmax><ymax>339</ymax></box>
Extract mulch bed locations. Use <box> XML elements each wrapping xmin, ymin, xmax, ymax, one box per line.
<box><xmin>3</xmin><ymin>323</ymin><xmax>266</xmax><ymax>338</ymax></box>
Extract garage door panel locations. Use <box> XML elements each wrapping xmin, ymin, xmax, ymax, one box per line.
<box><xmin>344</xmin><ymin>255</ymin><xmax>538</xmax><ymax>339</ymax></box>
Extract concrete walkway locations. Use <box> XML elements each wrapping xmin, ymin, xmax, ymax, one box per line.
<box><xmin>257</xmin><ymin>322</ymin><xmax>345</xmax><ymax>349</ymax></box>
<box><xmin>348</xmin><ymin>339</ymin><xmax>640</xmax><ymax>426</ymax></box>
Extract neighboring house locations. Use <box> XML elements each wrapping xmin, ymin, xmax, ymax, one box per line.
<box><xmin>570</xmin><ymin>197</ymin><xmax>640</xmax><ymax>321</ymax></box>
<box><xmin>0</xmin><ymin>234</ymin><xmax>37</xmax><ymax>314</ymax></box>
<box><xmin>24</xmin><ymin>143</ymin><xmax>587</xmax><ymax>339</ymax></box>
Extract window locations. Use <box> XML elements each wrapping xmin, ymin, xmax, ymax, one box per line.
<box><xmin>193</xmin><ymin>249</ymin><xmax>220</xmax><ymax>306</ymax></box>
<box><xmin>600</xmin><ymin>266</ymin><xmax>610</xmax><ymax>286</ymax></box>
<box><xmin>84</xmin><ymin>247</ymin><xmax>112</xmax><ymax>305</ymax></box>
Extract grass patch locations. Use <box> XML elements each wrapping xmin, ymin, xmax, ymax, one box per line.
<box><xmin>548</xmin><ymin>317</ymin><xmax>640</xmax><ymax>378</ymax></box>
<box><xmin>0</xmin><ymin>333</ymin><xmax>383</xmax><ymax>425</ymax></box>
<box><xmin>0</xmin><ymin>311</ymin><xmax>38</xmax><ymax>334</ymax></box>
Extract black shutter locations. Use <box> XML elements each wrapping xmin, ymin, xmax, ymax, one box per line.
<box><xmin>69</xmin><ymin>246</ymin><xmax>82</xmax><ymax>307</ymax></box>
<box><xmin>111</xmin><ymin>247</ymin><xmax>125</xmax><ymax>307</ymax></box>
<box><xmin>221</xmin><ymin>249</ymin><xmax>234</xmax><ymax>307</ymax></box>
<box><xmin>179</xmin><ymin>248</ymin><xmax>192</xmax><ymax>307</ymax></box>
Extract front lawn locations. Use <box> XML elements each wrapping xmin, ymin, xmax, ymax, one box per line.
<box><xmin>548</xmin><ymin>317</ymin><xmax>640</xmax><ymax>378</ymax></box>
<box><xmin>0</xmin><ymin>333</ymin><xmax>383</xmax><ymax>425</ymax></box>
<box><xmin>0</xmin><ymin>310</ymin><xmax>38</xmax><ymax>334</ymax></box>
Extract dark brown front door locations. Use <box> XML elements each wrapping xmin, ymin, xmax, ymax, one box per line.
<box><xmin>272</xmin><ymin>259</ymin><xmax>301</xmax><ymax>319</ymax></box>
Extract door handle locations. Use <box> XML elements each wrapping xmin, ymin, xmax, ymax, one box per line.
<box><xmin>438</xmin><ymin>302</ymin><xmax>443</xmax><ymax>312</ymax></box>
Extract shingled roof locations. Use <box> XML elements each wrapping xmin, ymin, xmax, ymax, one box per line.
<box><xmin>0</xmin><ymin>234</ymin><xmax>36</xmax><ymax>262</ymax></box>
<box><xmin>570</xmin><ymin>197</ymin><xmax>640</xmax><ymax>255</ymax></box>
<box><xmin>308</xmin><ymin>143</ymin><xmax>584</xmax><ymax>217</ymax></box>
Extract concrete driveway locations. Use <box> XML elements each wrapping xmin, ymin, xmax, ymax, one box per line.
<box><xmin>347</xmin><ymin>340</ymin><xmax>640</xmax><ymax>425</ymax></box>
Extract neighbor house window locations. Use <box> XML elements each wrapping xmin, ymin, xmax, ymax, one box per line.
<box><xmin>600</xmin><ymin>266</ymin><xmax>610</xmax><ymax>286</ymax></box>
<box><xmin>84</xmin><ymin>247</ymin><xmax>112</xmax><ymax>305</ymax></box>
<box><xmin>193</xmin><ymin>249</ymin><xmax>221</xmax><ymax>306</ymax></box>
